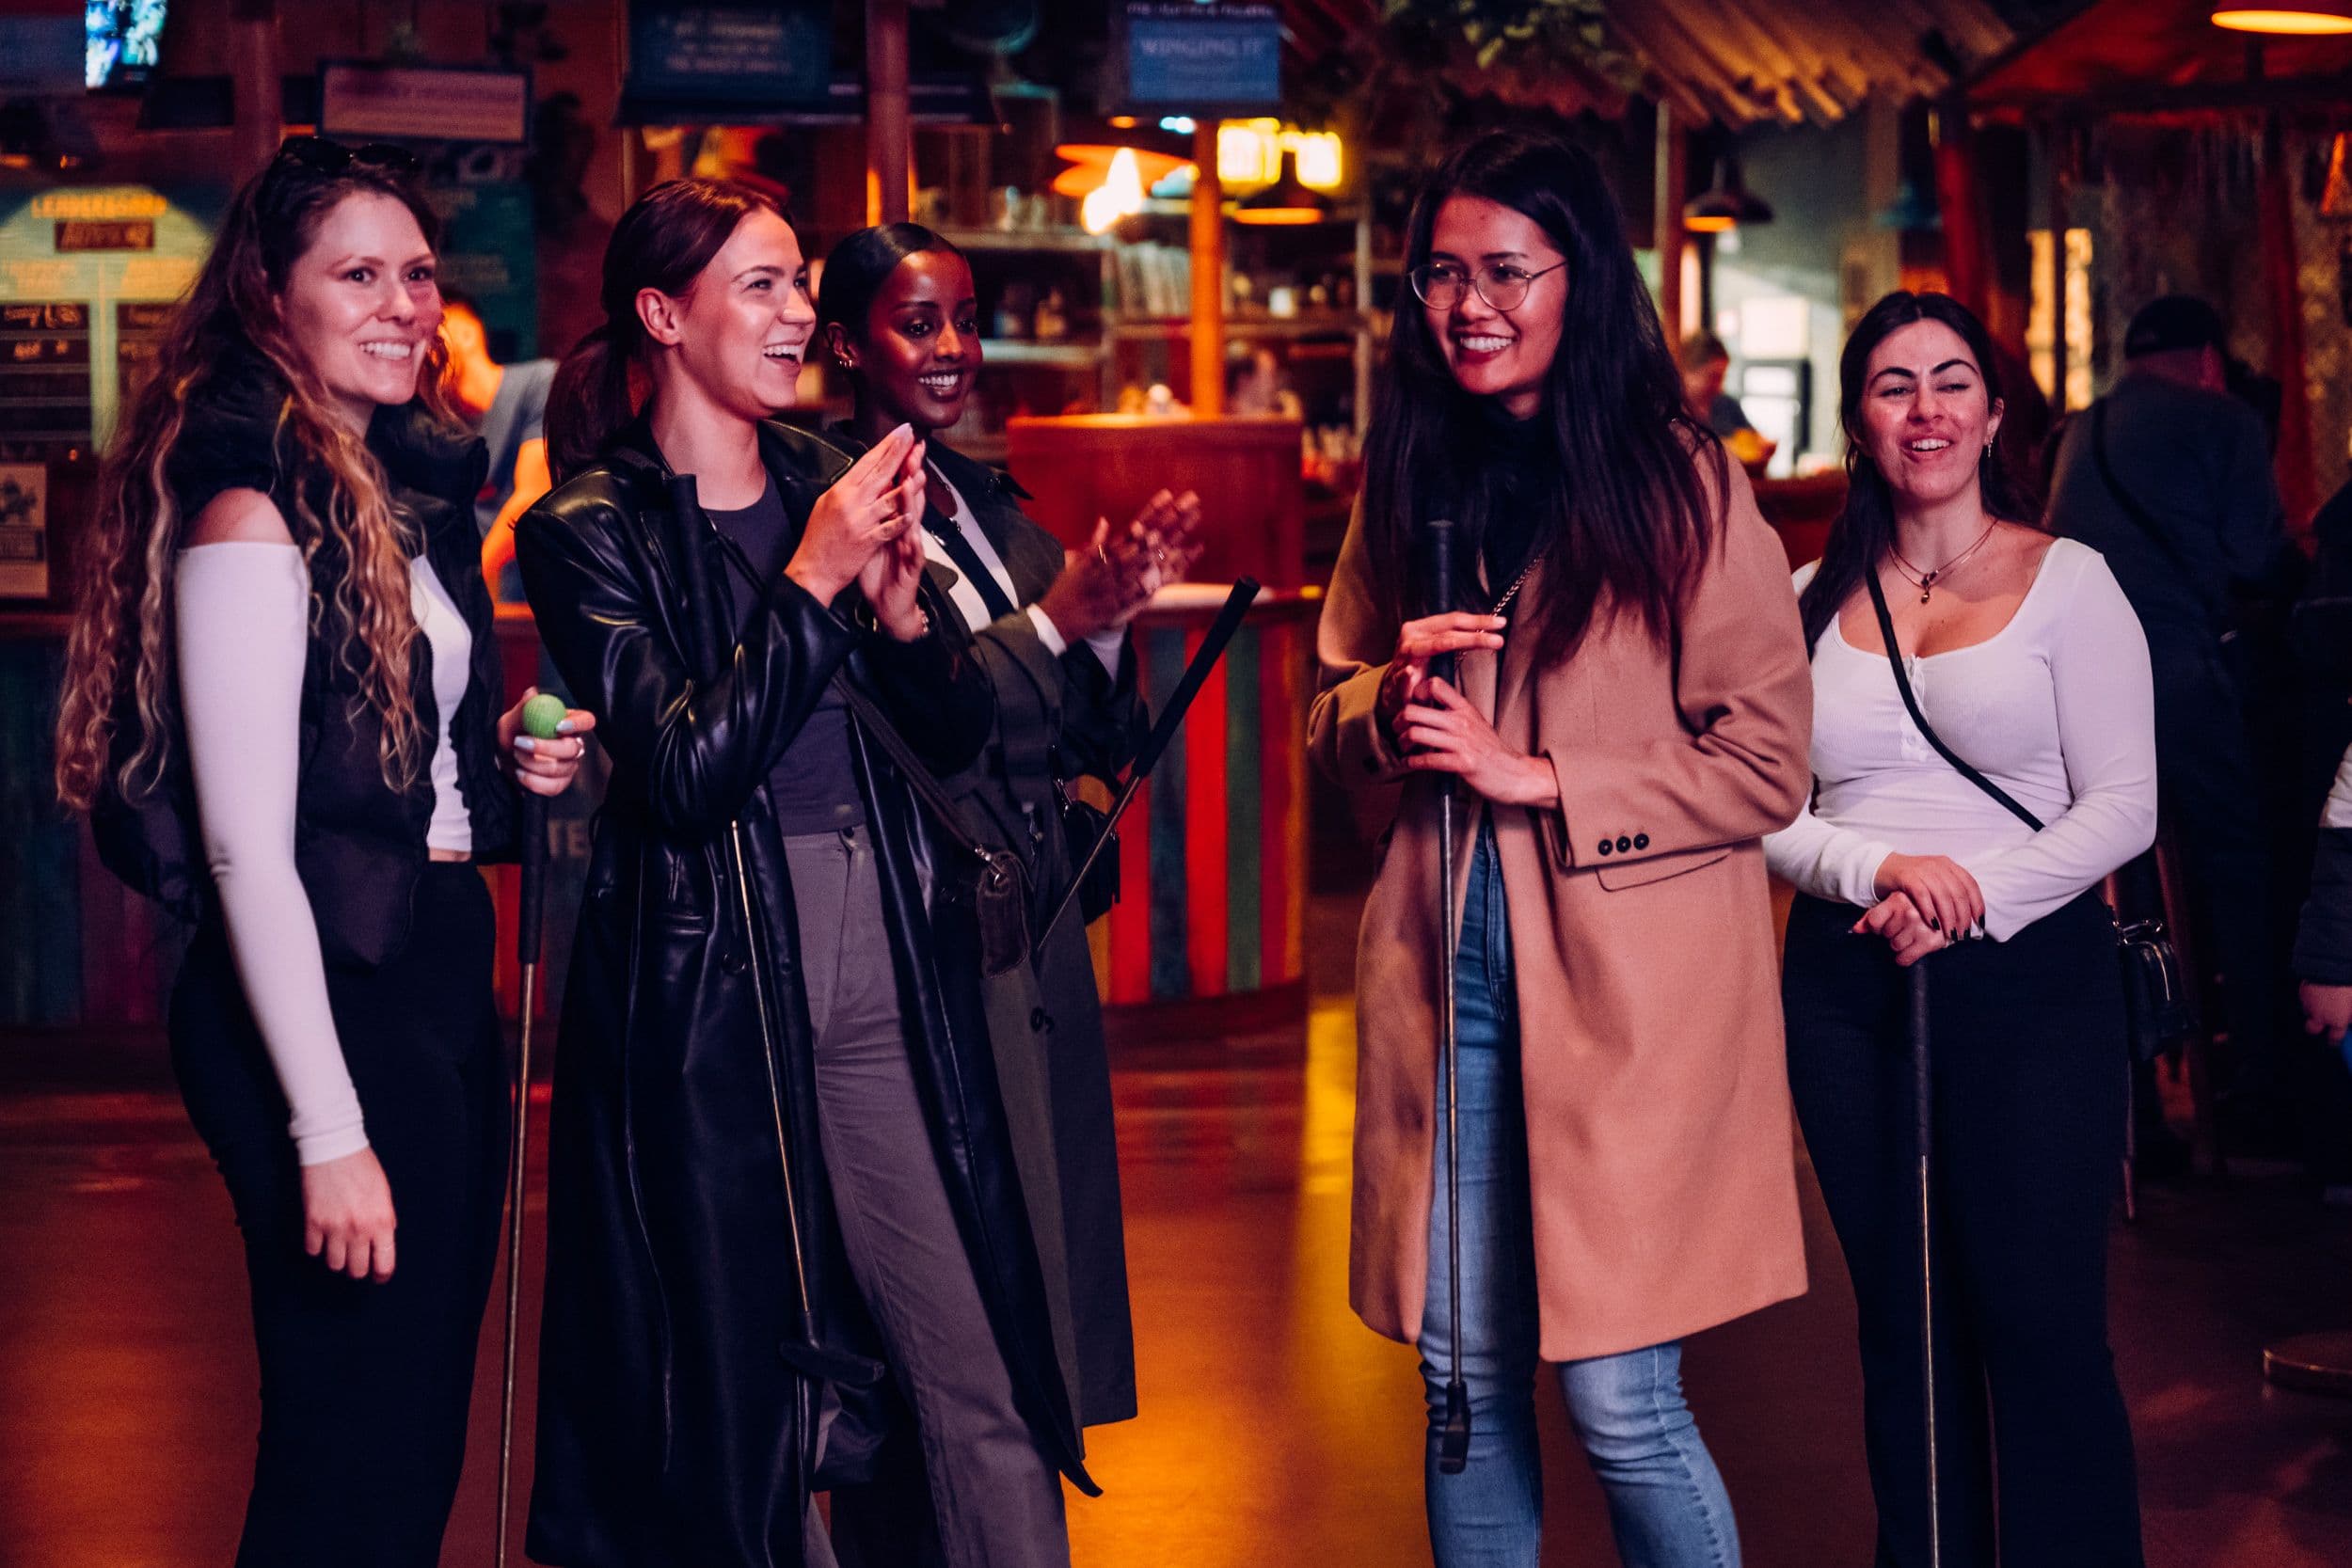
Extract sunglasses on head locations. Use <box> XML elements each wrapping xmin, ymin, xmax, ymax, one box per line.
<box><xmin>275</xmin><ymin>135</ymin><xmax>421</xmax><ymax>178</ymax></box>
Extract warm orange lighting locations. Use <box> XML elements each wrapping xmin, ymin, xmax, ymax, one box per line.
<box><xmin>1082</xmin><ymin>149</ymin><xmax>1149</xmax><ymax>234</ymax></box>
<box><xmin>2212</xmin><ymin>4</ymin><xmax>2352</xmax><ymax>32</ymax></box>
<box><xmin>1108</xmin><ymin>115</ymin><xmax>1138</xmax><ymax>129</ymax></box>
<box><xmin>1684</xmin><ymin>214</ymin><xmax>1736</xmax><ymax>233</ymax></box>
<box><xmin>1231</xmin><ymin>148</ymin><xmax>1332</xmax><ymax>226</ymax></box>
<box><xmin>1051</xmin><ymin>143</ymin><xmax>1189</xmax><ymax>200</ymax></box>
<box><xmin>1217</xmin><ymin>119</ymin><xmax>1345</xmax><ymax>194</ymax></box>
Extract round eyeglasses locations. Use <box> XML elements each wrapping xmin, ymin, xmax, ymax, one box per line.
<box><xmin>1407</xmin><ymin>260</ymin><xmax>1567</xmax><ymax>313</ymax></box>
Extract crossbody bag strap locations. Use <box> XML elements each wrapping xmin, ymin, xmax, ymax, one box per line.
<box><xmin>1863</xmin><ymin>569</ymin><xmax>2047</xmax><ymax>832</ymax></box>
<box><xmin>2089</xmin><ymin>401</ymin><xmax>2201</xmax><ymax>586</ymax></box>
<box><xmin>838</xmin><ymin>677</ymin><xmax>993</xmax><ymax>861</ymax></box>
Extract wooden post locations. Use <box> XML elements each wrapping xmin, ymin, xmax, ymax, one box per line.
<box><xmin>230</xmin><ymin>0</ymin><xmax>282</xmax><ymax>184</ymax></box>
<box><xmin>1932</xmin><ymin>97</ymin><xmax>1990</xmax><ymax>321</ymax></box>
<box><xmin>866</xmin><ymin>0</ymin><xmax>911</xmax><ymax>225</ymax></box>
<box><xmin>1190</xmin><ymin>119</ymin><xmax>1225</xmax><ymax>417</ymax></box>
<box><xmin>2044</xmin><ymin>116</ymin><xmax>2067</xmax><ymax>410</ymax></box>
<box><xmin>1655</xmin><ymin>102</ymin><xmax>1686</xmax><ymax>344</ymax></box>
<box><xmin>2260</xmin><ymin>109</ymin><xmax>2317</xmax><ymax>528</ymax></box>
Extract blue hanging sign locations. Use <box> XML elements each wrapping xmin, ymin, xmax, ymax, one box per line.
<box><xmin>1118</xmin><ymin>2</ymin><xmax>1281</xmax><ymax>115</ymax></box>
<box><xmin>626</xmin><ymin>1</ymin><xmax>832</xmax><ymax>114</ymax></box>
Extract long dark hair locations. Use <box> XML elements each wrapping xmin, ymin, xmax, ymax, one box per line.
<box><xmin>1359</xmin><ymin>129</ymin><xmax>1722</xmax><ymax>659</ymax></box>
<box><xmin>1797</xmin><ymin>291</ymin><xmax>2036</xmax><ymax>649</ymax></box>
<box><xmin>817</xmin><ymin>222</ymin><xmax>962</xmax><ymax>357</ymax></box>
<box><xmin>58</xmin><ymin>145</ymin><xmax>452</xmax><ymax>812</ymax></box>
<box><xmin>546</xmin><ymin>177</ymin><xmax>782</xmax><ymax>481</ymax></box>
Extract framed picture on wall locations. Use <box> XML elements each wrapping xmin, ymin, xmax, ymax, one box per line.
<box><xmin>0</xmin><ymin>464</ymin><xmax>50</xmax><ymax>600</ymax></box>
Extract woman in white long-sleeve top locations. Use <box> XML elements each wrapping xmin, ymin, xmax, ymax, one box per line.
<box><xmin>1764</xmin><ymin>292</ymin><xmax>2155</xmax><ymax>1568</ymax></box>
<box><xmin>52</xmin><ymin>140</ymin><xmax>589</xmax><ymax>1564</ymax></box>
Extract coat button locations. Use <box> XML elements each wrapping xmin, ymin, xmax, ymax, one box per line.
<box><xmin>1615</xmin><ymin>836</ymin><xmax>1631</xmax><ymax>853</ymax></box>
<box><xmin>1597</xmin><ymin>839</ymin><xmax>1613</xmax><ymax>857</ymax></box>
<box><xmin>1633</xmin><ymin>833</ymin><xmax>1649</xmax><ymax>850</ymax></box>
<box><xmin>1030</xmin><ymin>1006</ymin><xmax>1050</xmax><ymax>1032</ymax></box>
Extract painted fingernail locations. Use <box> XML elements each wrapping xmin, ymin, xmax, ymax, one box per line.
<box><xmin>556</xmin><ymin>719</ymin><xmax>576</xmax><ymax>734</ymax></box>
<box><xmin>515</xmin><ymin>736</ymin><xmax>537</xmax><ymax>752</ymax></box>
<box><xmin>1928</xmin><ymin>917</ymin><xmax>1941</xmax><ymax>930</ymax></box>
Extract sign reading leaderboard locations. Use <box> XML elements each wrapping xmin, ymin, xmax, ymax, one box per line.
<box><xmin>1119</xmin><ymin>2</ymin><xmax>1281</xmax><ymax>114</ymax></box>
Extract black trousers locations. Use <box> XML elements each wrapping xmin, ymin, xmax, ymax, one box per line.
<box><xmin>171</xmin><ymin>863</ymin><xmax>509</xmax><ymax>1568</ymax></box>
<box><xmin>2150</xmin><ymin>642</ymin><xmax>2287</xmax><ymax>1109</ymax></box>
<box><xmin>1783</xmin><ymin>892</ymin><xmax>2143</xmax><ymax>1568</ymax></box>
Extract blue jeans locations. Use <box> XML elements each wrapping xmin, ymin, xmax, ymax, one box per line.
<box><xmin>1419</xmin><ymin>823</ymin><xmax>1741</xmax><ymax>1568</ymax></box>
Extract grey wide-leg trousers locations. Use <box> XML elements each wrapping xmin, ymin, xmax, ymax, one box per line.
<box><xmin>785</xmin><ymin>827</ymin><xmax>1071</xmax><ymax>1568</ymax></box>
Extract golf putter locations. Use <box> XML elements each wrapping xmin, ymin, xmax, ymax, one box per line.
<box><xmin>1426</xmin><ymin>517</ymin><xmax>1471</xmax><ymax>1475</ymax></box>
<box><xmin>494</xmin><ymin>693</ymin><xmax>564</xmax><ymax>1568</ymax></box>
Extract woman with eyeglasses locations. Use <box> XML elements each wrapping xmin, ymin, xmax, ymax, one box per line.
<box><xmin>1309</xmin><ymin>130</ymin><xmax>1813</xmax><ymax>1566</ymax></box>
<box><xmin>54</xmin><ymin>137</ymin><xmax>591</xmax><ymax>1565</ymax></box>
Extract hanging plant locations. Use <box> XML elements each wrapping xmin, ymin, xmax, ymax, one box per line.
<box><xmin>1378</xmin><ymin>0</ymin><xmax>1631</xmax><ymax>77</ymax></box>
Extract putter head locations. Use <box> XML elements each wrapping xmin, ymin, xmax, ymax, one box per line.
<box><xmin>1437</xmin><ymin>1379</ymin><xmax>1471</xmax><ymax>1474</ymax></box>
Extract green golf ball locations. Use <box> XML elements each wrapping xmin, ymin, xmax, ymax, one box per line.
<box><xmin>521</xmin><ymin>692</ymin><xmax>567</xmax><ymax>740</ymax></box>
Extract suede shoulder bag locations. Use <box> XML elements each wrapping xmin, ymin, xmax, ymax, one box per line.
<box><xmin>1863</xmin><ymin>568</ymin><xmax>2196</xmax><ymax>1063</ymax></box>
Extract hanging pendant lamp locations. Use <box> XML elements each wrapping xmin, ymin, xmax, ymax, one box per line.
<box><xmin>1684</xmin><ymin>152</ymin><xmax>1773</xmax><ymax>233</ymax></box>
<box><xmin>1233</xmin><ymin>148</ymin><xmax>1330</xmax><ymax>226</ymax></box>
<box><xmin>2212</xmin><ymin>3</ymin><xmax>2352</xmax><ymax>35</ymax></box>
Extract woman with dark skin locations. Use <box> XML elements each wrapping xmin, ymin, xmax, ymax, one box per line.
<box><xmin>815</xmin><ymin>223</ymin><xmax>1200</xmax><ymax>1560</ymax></box>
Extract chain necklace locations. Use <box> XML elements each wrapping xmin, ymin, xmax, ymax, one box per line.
<box><xmin>1486</xmin><ymin>554</ymin><xmax>1542</xmax><ymax>618</ymax></box>
<box><xmin>1888</xmin><ymin>519</ymin><xmax>1997</xmax><ymax>606</ymax></box>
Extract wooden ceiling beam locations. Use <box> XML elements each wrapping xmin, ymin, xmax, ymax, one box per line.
<box><xmin>1681</xmin><ymin>0</ymin><xmax>1857</xmax><ymax>123</ymax></box>
<box><xmin>1808</xmin><ymin>0</ymin><xmax>1951</xmax><ymax>100</ymax></box>
<box><xmin>1923</xmin><ymin>0</ymin><xmax>2018</xmax><ymax>61</ymax></box>
<box><xmin>1607</xmin><ymin>4</ymin><xmax>1757</xmax><ymax>126</ymax></box>
<box><xmin>1636</xmin><ymin>0</ymin><xmax>1794</xmax><ymax>125</ymax></box>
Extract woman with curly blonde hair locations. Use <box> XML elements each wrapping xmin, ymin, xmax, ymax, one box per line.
<box><xmin>55</xmin><ymin>137</ymin><xmax>589</xmax><ymax>1566</ymax></box>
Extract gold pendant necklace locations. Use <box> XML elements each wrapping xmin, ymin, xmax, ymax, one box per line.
<box><xmin>1890</xmin><ymin>519</ymin><xmax>1997</xmax><ymax>606</ymax></box>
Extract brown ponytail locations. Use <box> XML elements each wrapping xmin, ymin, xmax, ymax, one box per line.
<box><xmin>546</xmin><ymin>178</ymin><xmax>784</xmax><ymax>482</ymax></box>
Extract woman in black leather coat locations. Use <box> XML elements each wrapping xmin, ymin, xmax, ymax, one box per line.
<box><xmin>516</xmin><ymin>179</ymin><xmax>1094</xmax><ymax>1568</ymax></box>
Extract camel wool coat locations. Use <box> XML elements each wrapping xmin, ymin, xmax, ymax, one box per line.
<box><xmin>1309</xmin><ymin>454</ymin><xmax>1814</xmax><ymax>1362</ymax></box>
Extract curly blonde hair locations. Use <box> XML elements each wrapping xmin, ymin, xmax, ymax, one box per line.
<box><xmin>56</xmin><ymin>151</ymin><xmax>455</xmax><ymax>815</ymax></box>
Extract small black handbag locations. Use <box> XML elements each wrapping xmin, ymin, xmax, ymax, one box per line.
<box><xmin>842</xmin><ymin>684</ymin><xmax>1034</xmax><ymax>977</ymax></box>
<box><xmin>1864</xmin><ymin>572</ymin><xmax>2198</xmax><ymax>1063</ymax></box>
<box><xmin>1051</xmin><ymin>774</ymin><xmax>1121</xmax><ymax>926</ymax></box>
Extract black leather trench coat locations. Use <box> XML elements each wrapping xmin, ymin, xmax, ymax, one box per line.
<box><xmin>515</xmin><ymin>418</ymin><xmax>1092</xmax><ymax>1568</ymax></box>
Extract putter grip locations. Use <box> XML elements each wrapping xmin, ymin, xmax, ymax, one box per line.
<box><xmin>1910</xmin><ymin>962</ymin><xmax>1932</xmax><ymax>1148</ymax></box>
<box><xmin>1424</xmin><ymin>517</ymin><xmax>1457</xmax><ymax>684</ymax></box>
<box><xmin>1438</xmin><ymin>1380</ymin><xmax>1471</xmax><ymax>1474</ymax></box>
<box><xmin>1129</xmin><ymin>578</ymin><xmax>1261</xmax><ymax>781</ymax></box>
<box><xmin>517</xmin><ymin>794</ymin><xmax>548</xmax><ymax>969</ymax></box>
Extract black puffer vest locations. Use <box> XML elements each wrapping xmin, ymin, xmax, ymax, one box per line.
<box><xmin>92</xmin><ymin>351</ymin><xmax>510</xmax><ymax>967</ymax></box>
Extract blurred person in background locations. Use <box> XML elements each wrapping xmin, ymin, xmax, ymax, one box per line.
<box><xmin>437</xmin><ymin>288</ymin><xmax>555</xmax><ymax>602</ymax></box>
<box><xmin>2043</xmin><ymin>294</ymin><xmax>2298</xmax><ymax>1161</ymax></box>
<box><xmin>1680</xmin><ymin>330</ymin><xmax>1774</xmax><ymax>474</ymax></box>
